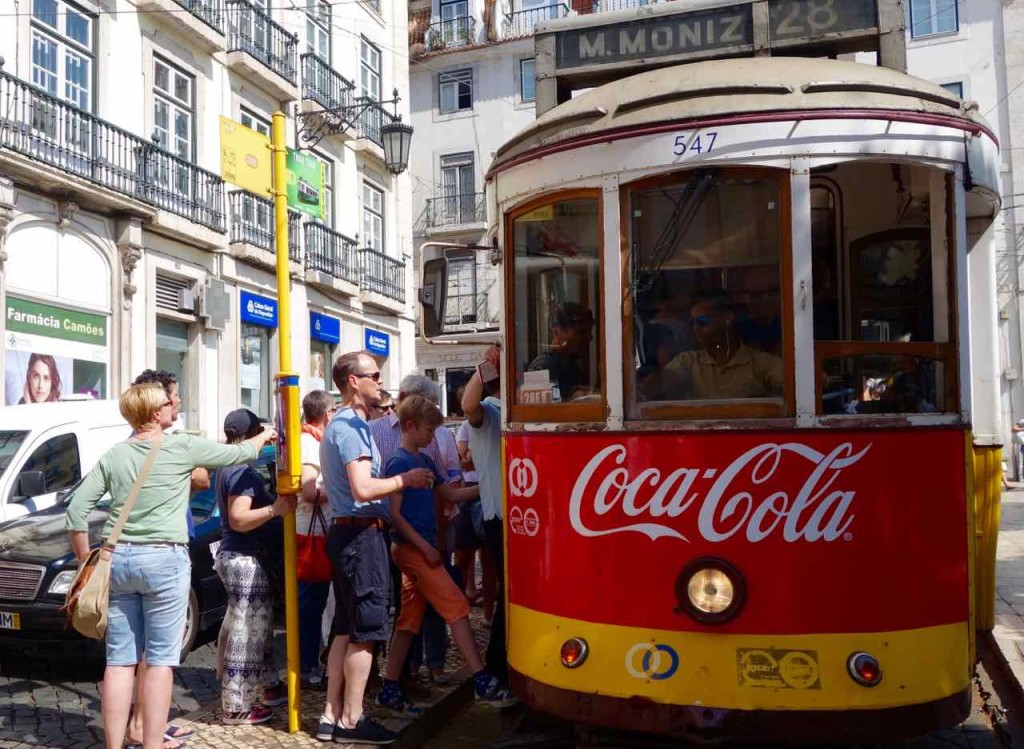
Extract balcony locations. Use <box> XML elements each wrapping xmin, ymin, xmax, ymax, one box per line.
<box><xmin>426</xmin><ymin>17</ymin><xmax>478</xmax><ymax>51</ymax></box>
<box><xmin>225</xmin><ymin>0</ymin><xmax>299</xmax><ymax>101</ymax></box>
<box><xmin>582</xmin><ymin>0</ymin><xmax>666</xmax><ymax>13</ymax></box>
<box><xmin>228</xmin><ymin>191</ymin><xmax>301</xmax><ymax>270</ymax></box>
<box><xmin>359</xmin><ymin>247</ymin><xmax>406</xmax><ymax>311</ymax></box>
<box><xmin>345</xmin><ymin>97</ymin><xmax>398</xmax><ymax>159</ymax></box>
<box><xmin>503</xmin><ymin>3</ymin><xmax>569</xmax><ymax>38</ymax></box>
<box><xmin>304</xmin><ymin>222</ymin><xmax>360</xmax><ymax>296</ymax></box>
<box><xmin>0</xmin><ymin>70</ymin><xmax>225</xmax><ymax>233</ymax></box>
<box><xmin>425</xmin><ymin>192</ymin><xmax>486</xmax><ymax>233</ymax></box>
<box><xmin>300</xmin><ymin>53</ymin><xmax>355</xmax><ymax>117</ymax></box>
<box><xmin>136</xmin><ymin>0</ymin><xmax>225</xmax><ymax>50</ymax></box>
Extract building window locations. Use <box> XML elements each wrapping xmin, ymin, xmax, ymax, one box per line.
<box><xmin>156</xmin><ymin>318</ymin><xmax>191</xmax><ymax>428</ymax></box>
<box><xmin>154</xmin><ymin>57</ymin><xmax>194</xmax><ymax>162</ymax></box>
<box><xmin>362</xmin><ymin>182</ymin><xmax>384</xmax><ymax>252</ymax></box>
<box><xmin>439</xmin><ymin>69</ymin><xmax>473</xmax><ymax>114</ymax></box>
<box><xmin>440</xmin><ymin>152</ymin><xmax>475</xmax><ymax>224</ymax></box>
<box><xmin>445</xmin><ymin>256</ymin><xmax>478</xmax><ymax>326</ymax></box>
<box><xmin>940</xmin><ymin>81</ymin><xmax>964</xmax><ymax>98</ymax></box>
<box><xmin>520</xmin><ymin>58</ymin><xmax>536</xmax><ymax>103</ymax></box>
<box><xmin>241</xmin><ymin>323</ymin><xmax>271</xmax><ymax>417</ymax></box>
<box><xmin>31</xmin><ymin>0</ymin><xmax>93</xmax><ymax>112</ymax></box>
<box><xmin>306</xmin><ymin>0</ymin><xmax>330</xmax><ymax>61</ymax></box>
<box><xmin>240</xmin><ymin>108</ymin><xmax>271</xmax><ymax>137</ymax></box>
<box><xmin>360</xmin><ymin>38</ymin><xmax>381</xmax><ymax>101</ymax></box>
<box><xmin>440</xmin><ymin>0</ymin><xmax>470</xmax><ymax>44</ymax></box>
<box><xmin>312</xmin><ymin>151</ymin><xmax>334</xmax><ymax>226</ymax></box>
<box><xmin>910</xmin><ymin>0</ymin><xmax>957</xmax><ymax>38</ymax></box>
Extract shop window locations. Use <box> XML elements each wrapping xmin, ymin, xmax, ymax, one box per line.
<box><xmin>156</xmin><ymin>318</ymin><xmax>190</xmax><ymax>426</ymax></box>
<box><xmin>627</xmin><ymin>169</ymin><xmax>789</xmax><ymax>418</ymax></box>
<box><xmin>241</xmin><ymin>323</ymin><xmax>271</xmax><ymax>417</ymax></box>
<box><xmin>510</xmin><ymin>194</ymin><xmax>602</xmax><ymax>418</ymax></box>
<box><xmin>310</xmin><ymin>339</ymin><xmax>334</xmax><ymax>392</ymax></box>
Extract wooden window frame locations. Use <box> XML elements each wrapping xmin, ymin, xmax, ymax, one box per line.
<box><xmin>505</xmin><ymin>189</ymin><xmax>606</xmax><ymax>424</ymax></box>
<box><xmin>621</xmin><ymin>166</ymin><xmax>795</xmax><ymax>421</ymax></box>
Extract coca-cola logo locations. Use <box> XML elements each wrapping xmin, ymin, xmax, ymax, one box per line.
<box><xmin>568</xmin><ymin>442</ymin><xmax>870</xmax><ymax>543</ymax></box>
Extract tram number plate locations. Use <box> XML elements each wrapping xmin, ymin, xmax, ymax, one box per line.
<box><xmin>737</xmin><ymin>648</ymin><xmax>820</xmax><ymax>690</ymax></box>
<box><xmin>672</xmin><ymin>131</ymin><xmax>718</xmax><ymax>157</ymax></box>
<box><xmin>0</xmin><ymin>612</ymin><xmax>20</xmax><ymax>631</ymax></box>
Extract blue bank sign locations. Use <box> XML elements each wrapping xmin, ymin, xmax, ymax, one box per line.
<box><xmin>240</xmin><ymin>291</ymin><xmax>277</xmax><ymax>327</ymax></box>
<box><xmin>310</xmin><ymin>312</ymin><xmax>340</xmax><ymax>344</ymax></box>
<box><xmin>364</xmin><ymin>328</ymin><xmax>389</xmax><ymax>357</ymax></box>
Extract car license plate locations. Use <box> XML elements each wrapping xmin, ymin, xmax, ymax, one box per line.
<box><xmin>0</xmin><ymin>612</ymin><xmax>20</xmax><ymax>630</ymax></box>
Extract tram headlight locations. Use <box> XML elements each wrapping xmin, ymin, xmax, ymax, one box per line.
<box><xmin>847</xmin><ymin>652</ymin><xmax>883</xmax><ymax>687</ymax></box>
<box><xmin>560</xmin><ymin>637</ymin><xmax>589</xmax><ymax>669</ymax></box>
<box><xmin>675</xmin><ymin>558</ymin><xmax>746</xmax><ymax>624</ymax></box>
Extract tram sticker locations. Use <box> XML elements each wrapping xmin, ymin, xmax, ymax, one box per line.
<box><xmin>626</xmin><ymin>642</ymin><xmax>680</xmax><ymax>681</ymax></box>
<box><xmin>509</xmin><ymin>458</ymin><xmax>539</xmax><ymax>499</ymax></box>
<box><xmin>737</xmin><ymin>648</ymin><xmax>820</xmax><ymax>690</ymax></box>
<box><xmin>672</xmin><ymin>131</ymin><xmax>718</xmax><ymax>157</ymax></box>
<box><xmin>523</xmin><ymin>508</ymin><xmax>540</xmax><ymax>537</ymax></box>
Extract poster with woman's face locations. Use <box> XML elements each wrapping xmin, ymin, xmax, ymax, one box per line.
<box><xmin>4</xmin><ymin>351</ymin><xmax>74</xmax><ymax>405</ymax></box>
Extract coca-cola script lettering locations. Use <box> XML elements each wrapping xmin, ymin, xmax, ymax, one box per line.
<box><xmin>567</xmin><ymin>442</ymin><xmax>870</xmax><ymax>543</ymax></box>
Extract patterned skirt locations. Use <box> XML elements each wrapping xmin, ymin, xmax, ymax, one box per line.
<box><xmin>214</xmin><ymin>551</ymin><xmax>278</xmax><ymax>712</ymax></box>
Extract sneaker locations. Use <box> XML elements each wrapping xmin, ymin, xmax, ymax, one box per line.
<box><xmin>332</xmin><ymin>715</ymin><xmax>397</xmax><ymax>745</ymax></box>
<box><xmin>223</xmin><ymin>705</ymin><xmax>273</xmax><ymax>725</ymax></box>
<box><xmin>375</xmin><ymin>680</ymin><xmax>425</xmax><ymax>718</ymax></box>
<box><xmin>316</xmin><ymin>716</ymin><xmax>337</xmax><ymax>741</ymax></box>
<box><xmin>429</xmin><ymin>668</ymin><xmax>451</xmax><ymax>685</ymax></box>
<box><xmin>262</xmin><ymin>683</ymin><xmax>288</xmax><ymax>707</ymax></box>
<box><xmin>303</xmin><ymin>670</ymin><xmax>324</xmax><ymax>688</ymax></box>
<box><xmin>474</xmin><ymin>674</ymin><xmax>518</xmax><ymax>708</ymax></box>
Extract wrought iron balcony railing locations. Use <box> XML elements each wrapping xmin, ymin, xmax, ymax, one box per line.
<box><xmin>359</xmin><ymin>247</ymin><xmax>405</xmax><ymax>303</ymax></box>
<box><xmin>442</xmin><ymin>258</ymin><xmax>500</xmax><ymax>330</ymax></box>
<box><xmin>305</xmin><ymin>222</ymin><xmax>359</xmax><ymax>284</ymax></box>
<box><xmin>226</xmin><ymin>0</ymin><xmax>298</xmax><ymax>84</ymax></box>
<box><xmin>173</xmin><ymin>0</ymin><xmax>224</xmax><ymax>32</ymax></box>
<box><xmin>354</xmin><ymin>97</ymin><xmax>391</xmax><ymax>148</ymax></box>
<box><xmin>0</xmin><ymin>70</ymin><xmax>225</xmax><ymax>232</ymax></box>
<box><xmin>503</xmin><ymin>4</ymin><xmax>569</xmax><ymax>37</ymax></box>
<box><xmin>426</xmin><ymin>16</ymin><xmax>477</xmax><ymax>50</ymax></box>
<box><xmin>426</xmin><ymin>192</ymin><xmax>486</xmax><ymax>228</ymax></box>
<box><xmin>586</xmin><ymin>0</ymin><xmax>664</xmax><ymax>12</ymax></box>
<box><xmin>229</xmin><ymin>191</ymin><xmax>300</xmax><ymax>258</ymax></box>
<box><xmin>301</xmin><ymin>53</ymin><xmax>355</xmax><ymax>112</ymax></box>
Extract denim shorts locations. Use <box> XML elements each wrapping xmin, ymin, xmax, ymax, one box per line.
<box><xmin>326</xmin><ymin>524</ymin><xmax>390</xmax><ymax>644</ymax></box>
<box><xmin>107</xmin><ymin>543</ymin><xmax>191</xmax><ymax>667</ymax></box>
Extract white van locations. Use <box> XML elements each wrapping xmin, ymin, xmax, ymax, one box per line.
<box><xmin>0</xmin><ymin>400</ymin><xmax>131</xmax><ymax>521</ymax></box>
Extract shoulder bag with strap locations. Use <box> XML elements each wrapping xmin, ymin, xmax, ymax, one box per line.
<box><xmin>62</xmin><ymin>433</ymin><xmax>164</xmax><ymax>640</ymax></box>
<box><xmin>297</xmin><ymin>495</ymin><xmax>332</xmax><ymax>583</ymax></box>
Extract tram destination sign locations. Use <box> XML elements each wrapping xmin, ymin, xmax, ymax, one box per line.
<box><xmin>551</xmin><ymin>0</ymin><xmax>882</xmax><ymax>71</ymax></box>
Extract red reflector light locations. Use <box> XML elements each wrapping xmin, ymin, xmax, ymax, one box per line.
<box><xmin>560</xmin><ymin>638</ymin><xmax>589</xmax><ymax>669</ymax></box>
<box><xmin>847</xmin><ymin>652</ymin><xmax>882</xmax><ymax>687</ymax></box>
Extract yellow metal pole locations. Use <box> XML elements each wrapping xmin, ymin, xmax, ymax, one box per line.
<box><xmin>271</xmin><ymin>111</ymin><xmax>302</xmax><ymax>733</ymax></box>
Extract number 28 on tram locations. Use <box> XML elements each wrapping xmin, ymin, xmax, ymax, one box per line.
<box><xmin>424</xmin><ymin>57</ymin><xmax>1004</xmax><ymax>742</ymax></box>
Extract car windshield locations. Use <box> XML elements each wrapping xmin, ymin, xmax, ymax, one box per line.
<box><xmin>0</xmin><ymin>431</ymin><xmax>28</xmax><ymax>480</ymax></box>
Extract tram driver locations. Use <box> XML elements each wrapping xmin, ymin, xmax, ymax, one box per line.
<box><xmin>640</xmin><ymin>290</ymin><xmax>784</xmax><ymax>401</ymax></box>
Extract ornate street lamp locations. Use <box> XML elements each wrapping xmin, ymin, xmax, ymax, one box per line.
<box><xmin>380</xmin><ymin>117</ymin><xmax>413</xmax><ymax>176</ymax></box>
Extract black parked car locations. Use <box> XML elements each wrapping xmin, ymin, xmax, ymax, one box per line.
<box><xmin>0</xmin><ymin>447</ymin><xmax>276</xmax><ymax>662</ymax></box>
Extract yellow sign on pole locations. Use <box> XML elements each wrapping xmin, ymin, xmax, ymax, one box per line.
<box><xmin>219</xmin><ymin>116</ymin><xmax>272</xmax><ymax>196</ymax></box>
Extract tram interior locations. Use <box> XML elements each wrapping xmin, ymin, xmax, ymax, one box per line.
<box><xmin>628</xmin><ymin>161</ymin><xmax>953</xmax><ymax>416</ymax></box>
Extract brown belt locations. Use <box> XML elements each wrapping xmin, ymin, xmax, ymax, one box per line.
<box><xmin>333</xmin><ymin>516</ymin><xmax>388</xmax><ymax>530</ymax></box>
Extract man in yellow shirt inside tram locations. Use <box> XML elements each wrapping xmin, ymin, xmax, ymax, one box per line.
<box><xmin>641</xmin><ymin>290</ymin><xmax>784</xmax><ymax>401</ymax></box>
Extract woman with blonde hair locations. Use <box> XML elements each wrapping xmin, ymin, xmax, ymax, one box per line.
<box><xmin>66</xmin><ymin>383</ymin><xmax>278</xmax><ymax>749</ymax></box>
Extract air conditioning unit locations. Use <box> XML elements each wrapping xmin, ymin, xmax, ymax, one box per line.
<box><xmin>176</xmin><ymin>288</ymin><xmax>196</xmax><ymax>315</ymax></box>
<box><xmin>200</xmin><ymin>278</ymin><xmax>229</xmax><ymax>331</ymax></box>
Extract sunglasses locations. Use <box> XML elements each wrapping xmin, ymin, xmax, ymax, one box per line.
<box><xmin>380</xmin><ymin>404</ymin><xmax>395</xmax><ymax>412</ymax></box>
<box><xmin>353</xmin><ymin>371</ymin><xmax>382</xmax><ymax>383</ymax></box>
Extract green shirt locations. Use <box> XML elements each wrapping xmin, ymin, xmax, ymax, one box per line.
<box><xmin>66</xmin><ymin>434</ymin><xmax>258</xmax><ymax>544</ymax></box>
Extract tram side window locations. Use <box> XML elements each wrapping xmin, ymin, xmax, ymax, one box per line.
<box><xmin>812</xmin><ymin>163</ymin><xmax>953</xmax><ymax>415</ymax></box>
<box><xmin>629</xmin><ymin>169</ymin><xmax>787</xmax><ymax>413</ymax></box>
<box><xmin>510</xmin><ymin>196</ymin><xmax>601</xmax><ymax>408</ymax></box>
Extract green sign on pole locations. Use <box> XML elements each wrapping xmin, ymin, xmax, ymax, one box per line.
<box><xmin>286</xmin><ymin>149</ymin><xmax>325</xmax><ymax>220</ymax></box>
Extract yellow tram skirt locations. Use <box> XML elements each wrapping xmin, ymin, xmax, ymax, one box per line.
<box><xmin>508</xmin><ymin>604</ymin><xmax>971</xmax><ymax>712</ymax></box>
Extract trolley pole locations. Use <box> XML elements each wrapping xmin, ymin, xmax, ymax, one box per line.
<box><xmin>271</xmin><ymin>110</ymin><xmax>302</xmax><ymax>733</ymax></box>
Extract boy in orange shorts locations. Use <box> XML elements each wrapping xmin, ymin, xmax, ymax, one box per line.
<box><xmin>376</xmin><ymin>395</ymin><xmax>517</xmax><ymax>716</ymax></box>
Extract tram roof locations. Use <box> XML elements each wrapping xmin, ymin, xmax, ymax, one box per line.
<box><xmin>490</xmin><ymin>58</ymin><xmax>993</xmax><ymax>172</ymax></box>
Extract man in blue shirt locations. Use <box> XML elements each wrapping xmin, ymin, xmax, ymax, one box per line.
<box><xmin>317</xmin><ymin>351</ymin><xmax>433</xmax><ymax>745</ymax></box>
<box><xmin>462</xmin><ymin>344</ymin><xmax>508</xmax><ymax>685</ymax></box>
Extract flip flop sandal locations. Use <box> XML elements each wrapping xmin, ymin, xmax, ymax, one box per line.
<box><xmin>164</xmin><ymin>725</ymin><xmax>194</xmax><ymax>741</ymax></box>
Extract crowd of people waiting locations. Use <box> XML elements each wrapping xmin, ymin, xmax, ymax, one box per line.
<box><xmin>64</xmin><ymin>343</ymin><xmax>509</xmax><ymax>748</ymax></box>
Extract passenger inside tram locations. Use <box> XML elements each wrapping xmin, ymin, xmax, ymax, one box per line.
<box><xmin>526</xmin><ymin>301</ymin><xmax>596</xmax><ymax>402</ymax></box>
<box><xmin>639</xmin><ymin>290</ymin><xmax>784</xmax><ymax>401</ymax></box>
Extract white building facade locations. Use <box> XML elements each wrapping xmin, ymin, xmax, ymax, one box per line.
<box><xmin>0</xmin><ymin>0</ymin><xmax>417</xmax><ymax>435</ymax></box>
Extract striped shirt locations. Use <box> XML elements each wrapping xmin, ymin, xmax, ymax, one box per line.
<box><xmin>368</xmin><ymin>411</ymin><xmax>461</xmax><ymax>478</ymax></box>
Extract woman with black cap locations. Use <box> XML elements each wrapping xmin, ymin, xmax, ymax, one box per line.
<box><xmin>214</xmin><ymin>408</ymin><xmax>296</xmax><ymax>725</ymax></box>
